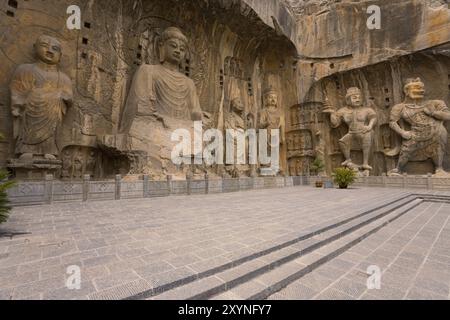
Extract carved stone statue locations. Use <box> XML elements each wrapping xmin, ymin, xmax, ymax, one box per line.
<box><xmin>224</xmin><ymin>97</ymin><xmax>248</xmax><ymax>177</ymax></box>
<box><xmin>111</xmin><ymin>26</ymin><xmax>206</xmax><ymax>178</ymax></box>
<box><xmin>10</xmin><ymin>35</ymin><xmax>73</xmax><ymax>161</ymax></box>
<box><xmin>287</xmin><ymin>135</ymin><xmax>294</xmax><ymax>151</ymax></box>
<box><xmin>259</xmin><ymin>88</ymin><xmax>285</xmax><ymax>175</ymax></box>
<box><xmin>323</xmin><ymin>87</ymin><xmax>377</xmax><ymax>171</ymax></box>
<box><xmin>388</xmin><ymin>78</ymin><xmax>450</xmax><ymax>176</ymax></box>
<box><xmin>119</xmin><ymin>27</ymin><xmax>202</xmax><ymax>133</ymax></box>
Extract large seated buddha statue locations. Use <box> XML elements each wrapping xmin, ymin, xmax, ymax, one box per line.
<box><xmin>117</xmin><ymin>27</ymin><xmax>204</xmax><ymax>177</ymax></box>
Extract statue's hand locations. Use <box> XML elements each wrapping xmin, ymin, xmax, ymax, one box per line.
<box><xmin>153</xmin><ymin>112</ymin><xmax>168</xmax><ymax>129</ymax></box>
<box><xmin>191</xmin><ymin>111</ymin><xmax>203</xmax><ymax>122</ymax></box>
<box><xmin>424</xmin><ymin>107</ymin><xmax>434</xmax><ymax>117</ymax></box>
<box><xmin>322</xmin><ymin>108</ymin><xmax>335</xmax><ymax>114</ymax></box>
<box><xmin>12</xmin><ymin>108</ymin><xmax>21</xmax><ymax>117</ymax></box>
<box><xmin>402</xmin><ymin>131</ymin><xmax>413</xmax><ymax>140</ymax></box>
<box><xmin>361</xmin><ymin>126</ymin><xmax>372</xmax><ymax>134</ymax></box>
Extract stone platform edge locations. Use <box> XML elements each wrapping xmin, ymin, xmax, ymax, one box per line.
<box><xmin>7</xmin><ymin>174</ymin><xmax>450</xmax><ymax>207</ymax></box>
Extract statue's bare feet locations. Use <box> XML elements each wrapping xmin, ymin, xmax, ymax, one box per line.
<box><xmin>44</xmin><ymin>154</ymin><xmax>57</xmax><ymax>160</ymax></box>
<box><xmin>362</xmin><ymin>164</ymin><xmax>373</xmax><ymax>171</ymax></box>
<box><xmin>341</xmin><ymin>159</ymin><xmax>353</xmax><ymax>167</ymax></box>
<box><xmin>434</xmin><ymin>168</ymin><xmax>449</xmax><ymax>177</ymax></box>
<box><xmin>387</xmin><ymin>168</ymin><xmax>402</xmax><ymax>177</ymax></box>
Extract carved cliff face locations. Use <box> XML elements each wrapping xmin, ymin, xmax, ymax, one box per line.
<box><xmin>34</xmin><ymin>36</ymin><xmax>62</xmax><ymax>66</ymax></box>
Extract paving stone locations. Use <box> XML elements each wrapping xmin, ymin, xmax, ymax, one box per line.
<box><xmin>412</xmin><ymin>276</ymin><xmax>450</xmax><ymax>297</ymax></box>
<box><xmin>43</xmin><ymin>281</ymin><xmax>96</xmax><ymax>300</ymax></box>
<box><xmin>363</xmin><ymin>285</ymin><xmax>407</xmax><ymax>300</ymax></box>
<box><xmin>82</xmin><ymin>255</ymin><xmax>119</xmax><ymax>268</ymax></box>
<box><xmin>0</xmin><ymin>288</ymin><xmax>13</xmax><ymax>300</ymax></box>
<box><xmin>153</xmin><ymin>276</ymin><xmax>224</xmax><ymax>300</ymax></box>
<box><xmin>134</xmin><ymin>261</ymin><xmax>175</xmax><ymax>279</ymax></box>
<box><xmin>145</xmin><ymin>266</ymin><xmax>198</xmax><ymax>290</ymax></box>
<box><xmin>93</xmin><ymin>271</ymin><xmax>141</xmax><ymax>291</ymax></box>
<box><xmin>229</xmin><ymin>280</ymin><xmax>267</xmax><ymax>299</ymax></box>
<box><xmin>405</xmin><ymin>286</ymin><xmax>448</xmax><ymax>300</ymax></box>
<box><xmin>11</xmin><ymin>276</ymin><xmax>66</xmax><ymax>299</ymax></box>
<box><xmin>165</xmin><ymin>254</ymin><xmax>202</xmax><ymax>268</ymax></box>
<box><xmin>273</xmin><ymin>282</ymin><xmax>318</xmax><ymax>300</ymax></box>
<box><xmin>315</xmin><ymin>288</ymin><xmax>354</xmax><ymax>300</ymax></box>
<box><xmin>88</xmin><ymin>279</ymin><xmax>151</xmax><ymax>300</ymax></box>
<box><xmin>2</xmin><ymin>188</ymin><xmax>450</xmax><ymax>300</ymax></box>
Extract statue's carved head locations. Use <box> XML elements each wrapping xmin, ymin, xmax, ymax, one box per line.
<box><xmin>34</xmin><ymin>35</ymin><xmax>62</xmax><ymax>65</ymax></box>
<box><xmin>159</xmin><ymin>27</ymin><xmax>188</xmax><ymax>65</ymax></box>
<box><xmin>404</xmin><ymin>77</ymin><xmax>425</xmax><ymax>100</ymax></box>
<box><xmin>345</xmin><ymin>87</ymin><xmax>362</xmax><ymax>107</ymax></box>
<box><xmin>264</xmin><ymin>88</ymin><xmax>278</xmax><ymax>108</ymax></box>
<box><xmin>231</xmin><ymin>97</ymin><xmax>244</xmax><ymax>113</ymax></box>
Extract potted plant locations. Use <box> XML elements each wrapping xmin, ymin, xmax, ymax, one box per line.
<box><xmin>311</xmin><ymin>157</ymin><xmax>325</xmax><ymax>188</ymax></box>
<box><xmin>0</xmin><ymin>133</ymin><xmax>15</xmax><ymax>224</ymax></box>
<box><xmin>332</xmin><ymin>167</ymin><xmax>357</xmax><ymax>189</ymax></box>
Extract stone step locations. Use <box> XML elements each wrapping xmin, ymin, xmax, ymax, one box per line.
<box><xmin>148</xmin><ymin>197</ymin><xmax>423</xmax><ymax>300</ymax></box>
<box><xmin>125</xmin><ymin>193</ymin><xmax>415</xmax><ymax>300</ymax></box>
<box><xmin>211</xmin><ymin>198</ymin><xmax>424</xmax><ymax>300</ymax></box>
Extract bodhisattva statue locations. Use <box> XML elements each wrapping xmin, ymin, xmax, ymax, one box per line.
<box><xmin>259</xmin><ymin>88</ymin><xmax>285</xmax><ymax>174</ymax></box>
<box><xmin>388</xmin><ymin>78</ymin><xmax>450</xmax><ymax>176</ymax></box>
<box><xmin>119</xmin><ymin>27</ymin><xmax>203</xmax><ymax>133</ymax></box>
<box><xmin>224</xmin><ymin>97</ymin><xmax>247</xmax><ymax>177</ymax></box>
<box><xmin>10</xmin><ymin>35</ymin><xmax>73</xmax><ymax>161</ymax></box>
<box><xmin>323</xmin><ymin>87</ymin><xmax>377</xmax><ymax>171</ymax></box>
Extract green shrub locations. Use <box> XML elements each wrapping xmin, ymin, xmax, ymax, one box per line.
<box><xmin>0</xmin><ymin>170</ymin><xmax>14</xmax><ymax>224</ymax></box>
<box><xmin>0</xmin><ymin>133</ymin><xmax>14</xmax><ymax>224</ymax></box>
<box><xmin>311</xmin><ymin>157</ymin><xmax>325</xmax><ymax>176</ymax></box>
<box><xmin>332</xmin><ymin>167</ymin><xmax>357</xmax><ymax>189</ymax></box>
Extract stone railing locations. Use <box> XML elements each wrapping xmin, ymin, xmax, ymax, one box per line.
<box><xmin>6</xmin><ymin>175</ymin><xmax>312</xmax><ymax>207</ymax></box>
<box><xmin>309</xmin><ymin>174</ymin><xmax>450</xmax><ymax>192</ymax></box>
<box><xmin>8</xmin><ymin>174</ymin><xmax>450</xmax><ymax>207</ymax></box>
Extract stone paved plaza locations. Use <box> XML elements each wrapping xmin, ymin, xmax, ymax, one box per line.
<box><xmin>0</xmin><ymin>186</ymin><xmax>449</xmax><ymax>300</ymax></box>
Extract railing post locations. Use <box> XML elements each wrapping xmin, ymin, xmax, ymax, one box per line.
<box><xmin>115</xmin><ymin>174</ymin><xmax>121</xmax><ymax>200</ymax></box>
<box><xmin>382</xmin><ymin>173</ymin><xmax>387</xmax><ymax>188</ymax></box>
<box><xmin>166</xmin><ymin>175</ymin><xmax>172</xmax><ymax>195</ymax></box>
<box><xmin>45</xmin><ymin>174</ymin><xmax>54</xmax><ymax>204</ymax></box>
<box><xmin>143</xmin><ymin>175</ymin><xmax>149</xmax><ymax>197</ymax></box>
<box><xmin>205</xmin><ymin>173</ymin><xmax>209</xmax><ymax>195</ymax></box>
<box><xmin>427</xmin><ymin>173</ymin><xmax>433</xmax><ymax>190</ymax></box>
<box><xmin>402</xmin><ymin>173</ymin><xmax>407</xmax><ymax>189</ymax></box>
<box><xmin>82</xmin><ymin>174</ymin><xmax>90</xmax><ymax>202</ymax></box>
<box><xmin>186</xmin><ymin>173</ymin><xmax>192</xmax><ymax>195</ymax></box>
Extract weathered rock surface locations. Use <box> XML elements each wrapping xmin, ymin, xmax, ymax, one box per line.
<box><xmin>0</xmin><ymin>0</ymin><xmax>449</xmax><ymax>179</ymax></box>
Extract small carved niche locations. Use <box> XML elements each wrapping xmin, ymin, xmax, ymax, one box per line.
<box><xmin>6</xmin><ymin>0</ymin><xmax>17</xmax><ymax>17</ymax></box>
<box><xmin>219</xmin><ymin>69</ymin><xmax>224</xmax><ymax>89</ymax></box>
<box><xmin>247</xmin><ymin>78</ymin><xmax>253</xmax><ymax>96</ymax></box>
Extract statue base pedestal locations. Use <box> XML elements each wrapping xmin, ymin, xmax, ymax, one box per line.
<box><xmin>260</xmin><ymin>167</ymin><xmax>279</xmax><ymax>177</ymax></box>
<box><xmin>7</xmin><ymin>158</ymin><xmax>62</xmax><ymax>180</ymax></box>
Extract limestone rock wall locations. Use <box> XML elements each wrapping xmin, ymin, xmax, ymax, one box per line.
<box><xmin>1</xmin><ymin>0</ymin><xmax>450</xmax><ymax>179</ymax></box>
<box><xmin>288</xmin><ymin>0</ymin><xmax>450</xmax><ymax>176</ymax></box>
<box><xmin>0</xmin><ymin>0</ymin><xmax>298</xmax><ymax>178</ymax></box>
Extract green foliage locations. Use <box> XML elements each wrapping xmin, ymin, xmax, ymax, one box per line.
<box><xmin>0</xmin><ymin>133</ymin><xmax>14</xmax><ymax>224</ymax></box>
<box><xmin>311</xmin><ymin>157</ymin><xmax>325</xmax><ymax>176</ymax></box>
<box><xmin>332</xmin><ymin>167</ymin><xmax>357</xmax><ymax>189</ymax></box>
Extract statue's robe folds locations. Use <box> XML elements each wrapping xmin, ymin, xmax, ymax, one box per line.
<box><xmin>10</xmin><ymin>64</ymin><xmax>73</xmax><ymax>156</ymax></box>
<box><xmin>389</xmin><ymin>100</ymin><xmax>449</xmax><ymax>160</ymax></box>
<box><xmin>119</xmin><ymin>64</ymin><xmax>203</xmax><ymax>176</ymax></box>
